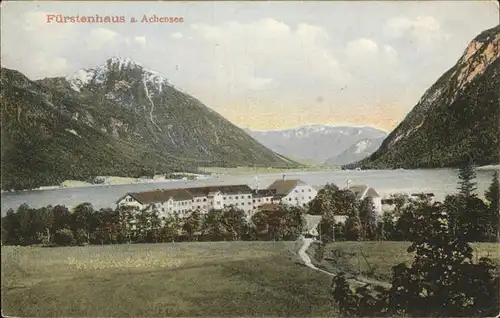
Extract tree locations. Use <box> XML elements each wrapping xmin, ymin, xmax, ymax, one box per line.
<box><xmin>388</xmin><ymin>203</ymin><xmax>499</xmax><ymax>316</ymax></box>
<box><xmin>51</xmin><ymin>205</ymin><xmax>71</xmax><ymax>237</ymax></box>
<box><xmin>332</xmin><ymin>200</ymin><xmax>500</xmax><ymax>317</ymax></box>
<box><xmin>202</xmin><ymin>209</ymin><xmax>227</xmax><ymax>241</ymax></box>
<box><xmin>161</xmin><ymin>213</ymin><xmax>183</xmax><ymax>242</ymax></box>
<box><xmin>70</xmin><ymin>203</ymin><xmax>97</xmax><ymax>244</ymax></box>
<box><xmin>317</xmin><ymin>189</ymin><xmax>360</xmax><ymax>242</ymax></box>
<box><xmin>220</xmin><ymin>206</ymin><xmax>248</xmax><ymax>241</ymax></box>
<box><xmin>309</xmin><ymin>183</ymin><xmax>340</xmax><ymax>215</ymax></box>
<box><xmin>182</xmin><ymin>210</ymin><xmax>202</xmax><ymax>241</ymax></box>
<box><xmin>484</xmin><ymin>171</ymin><xmax>500</xmax><ymax>241</ymax></box>
<box><xmin>95</xmin><ymin>208</ymin><xmax>121</xmax><ymax>244</ymax></box>
<box><xmin>53</xmin><ymin>228</ymin><xmax>75</xmax><ymax>246</ymax></box>
<box><xmin>359</xmin><ymin>197</ymin><xmax>377</xmax><ymax>240</ymax></box>
<box><xmin>457</xmin><ymin>160</ymin><xmax>478</xmax><ymax>198</ymax></box>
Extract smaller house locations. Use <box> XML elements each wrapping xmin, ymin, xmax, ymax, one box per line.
<box><xmin>348</xmin><ymin>184</ymin><xmax>382</xmax><ymax>216</ymax></box>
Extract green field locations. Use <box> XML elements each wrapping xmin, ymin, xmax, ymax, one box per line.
<box><xmin>1</xmin><ymin>241</ymin><xmax>336</xmax><ymax>317</ymax></box>
<box><xmin>315</xmin><ymin>241</ymin><xmax>500</xmax><ymax>282</ymax></box>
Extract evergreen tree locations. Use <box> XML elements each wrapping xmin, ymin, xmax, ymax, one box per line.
<box><xmin>484</xmin><ymin>170</ymin><xmax>500</xmax><ymax>241</ymax></box>
<box><xmin>359</xmin><ymin>197</ymin><xmax>377</xmax><ymax>240</ymax></box>
<box><xmin>457</xmin><ymin>161</ymin><xmax>478</xmax><ymax>198</ymax></box>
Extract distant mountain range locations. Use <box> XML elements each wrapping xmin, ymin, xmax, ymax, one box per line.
<box><xmin>0</xmin><ymin>57</ymin><xmax>298</xmax><ymax>190</ymax></box>
<box><xmin>348</xmin><ymin>25</ymin><xmax>500</xmax><ymax>169</ymax></box>
<box><xmin>246</xmin><ymin>125</ymin><xmax>387</xmax><ymax>165</ymax></box>
<box><xmin>324</xmin><ymin>137</ymin><xmax>386</xmax><ymax>166</ymax></box>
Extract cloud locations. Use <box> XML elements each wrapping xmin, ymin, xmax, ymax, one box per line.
<box><xmin>86</xmin><ymin>28</ymin><xmax>118</xmax><ymax>50</ymax></box>
<box><xmin>133</xmin><ymin>36</ymin><xmax>146</xmax><ymax>48</ymax></box>
<box><xmin>385</xmin><ymin>16</ymin><xmax>450</xmax><ymax>45</ymax></box>
<box><xmin>36</xmin><ymin>56</ymin><xmax>69</xmax><ymax>76</ymax></box>
<box><xmin>187</xmin><ymin>19</ymin><xmax>352</xmax><ymax>92</ymax></box>
<box><xmin>171</xmin><ymin>32</ymin><xmax>184</xmax><ymax>39</ymax></box>
<box><xmin>346</xmin><ymin>38</ymin><xmax>379</xmax><ymax>58</ymax></box>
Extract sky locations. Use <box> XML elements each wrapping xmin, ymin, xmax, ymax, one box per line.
<box><xmin>1</xmin><ymin>1</ymin><xmax>498</xmax><ymax>132</ymax></box>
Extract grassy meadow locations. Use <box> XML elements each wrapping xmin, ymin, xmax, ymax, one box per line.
<box><xmin>1</xmin><ymin>241</ymin><xmax>336</xmax><ymax>317</ymax></box>
<box><xmin>316</xmin><ymin>241</ymin><xmax>500</xmax><ymax>282</ymax></box>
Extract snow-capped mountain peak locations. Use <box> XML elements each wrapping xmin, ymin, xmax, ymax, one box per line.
<box><xmin>66</xmin><ymin>56</ymin><xmax>175</xmax><ymax>93</ymax></box>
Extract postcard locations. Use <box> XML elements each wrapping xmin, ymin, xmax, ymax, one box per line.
<box><xmin>1</xmin><ymin>1</ymin><xmax>499</xmax><ymax>317</ymax></box>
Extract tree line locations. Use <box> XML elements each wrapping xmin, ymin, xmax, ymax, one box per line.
<box><xmin>310</xmin><ymin>167</ymin><xmax>499</xmax><ymax>243</ymax></box>
<box><xmin>330</xmin><ymin>165</ymin><xmax>500</xmax><ymax>317</ymax></box>
<box><xmin>1</xmin><ymin>201</ymin><xmax>307</xmax><ymax>246</ymax></box>
<box><xmin>2</xmin><ymin>164</ymin><xmax>498</xmax><ymax>247</ymax></box>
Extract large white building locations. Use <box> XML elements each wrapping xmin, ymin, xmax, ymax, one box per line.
<box><xmin>116</xmin><ymin>185</ymin><xmax>254</xmax><ymax>218</ymax></box>
<box><xmin>266</xmin><ymin>179</ymin><xmax>318</xmax><ymax>208</ymax></box>
<box><xmin>116</xmin><ymin>179</ymin><xmax>318</xmax><ymax>219</ymax></box>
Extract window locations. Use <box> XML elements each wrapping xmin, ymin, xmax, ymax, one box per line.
<box><xmin>258</xmin><ymin>199</ymin><xmax>261</xmax><ymax>202</ymax></box>
<box><xmin>295</xmin><ymin>189</ymin><xmax>298</xmax><ymax>193</ymax></box>
<box><xmin>308</xmin><ymin>189</ymin><xmax>311</xmax><ymax>192</ymax></box>
<box><xmin>309</xmin><ymin>196</ymin><xmax>311</xmax><ymax>199</ymax></box>
<box><xmin>162</xmin><ymin>208</ymin><xmax>165</xmax><ymax>212</ymax></box>
<box><xmin>248</xmin><ymin>202</ymin><xmax>252</xmax><ymax>206</ymax></box>
<box><xmin>197</xmin><ymin>205</ymin><xmax>200</xmax><ymax>209</ymax></box>
<box><xmin>235</xmin><ymin>196</ymin><xmax>239</xmax><ymax>199</ymax></box>
<box><xmin>242</xmin><ymin>202</ymin><xmax>245</xmax><ymax>205</ymax></box>
<box><xmin>253</xmin><ymin>199</ymin><xmax>256</xmax><ymax>203</ymax></box>
<box><xmin>289</xmin><ymin>198</ymin><xmax>292</xmax><ymax>201</ymax></box>
<box><xmin>203</xmin><ymin>198</ymin><xmax>207</xmax><ymax>202</ymax></box>
<box><xmin>248</xmin><ymin>195</ymin><xmax>251</xmax><ymax>199</ymax></box>
<box><xmin>224</xmin><ymin>196</ymin><xmax>227</xmax><ymax>200</ymax></box>
<box><xmin>301</xmin><ymin>189</ymin><xmax>304</xmax><ymax>192</ymax></box>
<box><xmin>236</xmin><ymin>203</ymin><xmax>239</xmax><ymax>206</ymax></box>
<box><xmin>216</xmin><ymin>201</ymin><xmax>220</xmax><ymax>205</ymax></box>
<box><xmin>229</xmin><ymin>196</ymin><xmax>232</xmax><ymax>199</ymax></box>
<box><xmin>295</xmin><ymin>197</ymin><xmax>298</xmax><ymax>200</ymax></box>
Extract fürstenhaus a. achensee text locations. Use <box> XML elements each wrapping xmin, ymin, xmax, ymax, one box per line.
<box><xmin>46</xmin><ymin>14</ymin><xmax>184</xmax><ymax>23</ymax></box>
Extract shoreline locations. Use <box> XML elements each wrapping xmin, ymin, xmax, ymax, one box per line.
<box><xmin>1</xmin><ymin>174</ymin><xmax>212</xmax><ymax>194</ymax></box>
<box><xmin>1</xmin><ymin>164</ymin><xmax>497</xmax><ymax>194</ymax></box>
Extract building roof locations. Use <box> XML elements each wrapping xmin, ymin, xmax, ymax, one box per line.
<box><xmin>124</xmin><ymin>188</ymin><xmax>194</xmax><ymax>204</ymax></box>
<box><xmin>267</xmin><ymin>179</ymin><xmax>306</xmax><ymax>196</ymax></box>
<box><xmin>252</xmin><ymin>189</ymin><xmax>277</xmax><ymax>198</ymax></box>
<box><xmin>187</xmin><ymin>184</ymin><xmax>252</xmax><ymax>197</ymax></box>
<box><xmin>348</xmin><ymin>184</ymin><xmax>380</xmax><ymax>199</ymax></box>
<box><xmin>118</xmin><ymin>184</ymin><xmax>254</xmax><ymax>205</ymax></box>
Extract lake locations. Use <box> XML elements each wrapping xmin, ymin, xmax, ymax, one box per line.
<box><xmin>1</xmin><ymin>168</ymin><xmax>496</xmax><ymax>213</ymax></box>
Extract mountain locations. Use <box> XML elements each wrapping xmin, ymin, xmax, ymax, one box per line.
<box><xmin>325</xmin><ymin>137</ymin><xmax>385</xmax><ymax>166</ymax></box>
<box><xmin>246</xmin><ymin>125</ymin><xmax>387</xmax><ymax>164</ymax></box>
<box><xmin>0</xmin><ymin>57</ymin><xmax>298</xmax><ymax>190</ymax></box>
<box><xmin>347</xmin><ymin>25</ymin><xmax>500</xmax><ymax>170</ymax></box>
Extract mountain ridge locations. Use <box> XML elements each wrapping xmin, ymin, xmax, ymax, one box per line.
<box><xmin>346</xmin><ymin>25</ymin><xmax>500</xmax><ymax>169</ymax></box>
<box><xmin>247</xmin><ymin>125</ymin><xmax>387</xmax><ymax>163</ymax></box>
<box><xmin>1</xmin><ymin>58</ymin><xmax>299</xmax><ymax>190</ymax></box>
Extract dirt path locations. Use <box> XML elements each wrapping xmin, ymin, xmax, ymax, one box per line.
<box><xmin>297</xmin><ymin>238</ymin><xmax>392</xmax><ymax>289</ymax></box>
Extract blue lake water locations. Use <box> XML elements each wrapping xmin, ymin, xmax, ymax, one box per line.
<box><xmin>1</xmin><ymin>168</ymin><xmax>496</xmax><ymax>213</ymax></box>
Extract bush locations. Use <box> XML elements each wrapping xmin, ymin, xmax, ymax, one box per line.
<box><xmin>53</xmin><ymin>228</ymin><xmax>75</xmax><ymax>246</ymax></box>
